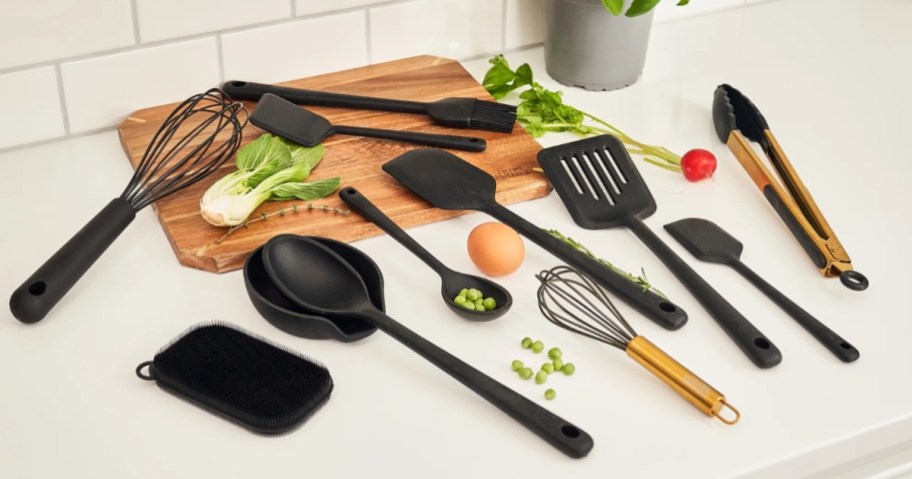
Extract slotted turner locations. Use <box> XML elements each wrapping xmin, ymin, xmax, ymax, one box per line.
<box><xmin>537</xmin><ymin>135</ymin><xmax>781</xmax><ymax>369</ymax></box>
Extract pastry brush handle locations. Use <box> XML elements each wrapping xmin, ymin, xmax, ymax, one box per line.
<box><xmin>333</xmin><ymin>125</ymin><xmax>486</xmax><ymax>152</ymax></box>
<box><xmin>627</xmin><ymin>218</ymin><xmax>782</xmax><ymax>369</ymax></box>
<box><xmin>362</xmin><ymin>307</ymin><xmax>594</xmax><ymax>459</ymax></box>
<box><xmin>9</xmin><ymin>198</ymin><xmax>136</xmax><ymax>324</ymax></box>
<box><xmin>222</xmin><ymin>80</ymin><xmax>429</xmax><ymax>114</ymax></box>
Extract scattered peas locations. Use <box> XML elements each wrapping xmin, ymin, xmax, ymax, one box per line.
<box><xmin>454</xmin><ymin>295</ymin><xmax>467</xmax><ymax>305</ymax></box>
<box><xmin>562</xmin><ymin>363</ymin><xmax>576</xmax><ymax>376</ymax></box>
<box><xmin>453</xmin><ymin>288</ymin><xmax>498</xmax><ymax>312</ymax></box>
<box><xmin>519</xmin><ymin>367</ymin><xmax>533</xmax><ymax>380</ymax></box>
<box><xmin>521</xmin><ymin>337</ymin><xmax>533</xmax><ymax>349</ymax></box>
<box><xmin>466</xmin><ymin>289</ymin><xmax>481</xmax><ymax>301</ymax></box>
<box><xmin>483</xmin><ymin>297</ymin><xmax>496</xmax><ymax>310</ymax></box>
<box><xmin>458</xmin><ymin>288</ymin><xmax>469</xmax><ymax>297</ymax></box>
<box><xmin>475</xmin><ymin>304</ymin><xmax>486</xmax><ymax>312</ymax></box>
<box><xmin>552</xmin><ymin>358</ymin><xmax>564</xmax><ymax>372</ymax></box>
<box><xmin>541</xmin><ymin>363</ymin><xmax>554</xmax><ymax>374</ymax></box>
<box><xmin>548</xmin><ymin>347</ymin><xmax>562</xmax><ymax>360</ymax></box>
<box><xmin>534</xmin><ymin>370</ymin><xmax>548</xmax><ymax>384</ymax></box>
<box><xmin>531</xmin><ymin>340</ymin><xmax>544</xmax><ymax>353</ymax></box>
<box><xmin>511</xmin><ymin>360</ymin><xmax>524</xmax><ymax>372</ymax></box>
<box><xmin>545</xmin><ymin>389</ymin><xmax>556</xmax><ymax>400</ymax></box>
<box><xmin>459</xmin><ymin>301</ymin><xmax>475</xmax><ymax>311</ymax></box>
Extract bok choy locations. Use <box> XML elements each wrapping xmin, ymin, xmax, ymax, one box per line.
<box><xmin>200</xmin><ymin>133</ymin><xmax>340</xmax><ymax>227</ymax></box>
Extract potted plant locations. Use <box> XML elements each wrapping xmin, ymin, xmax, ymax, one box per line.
<box><xmin>543</xmin><ymin>0</ymin><xmax>690</xmax><ymax>91</ymax></box>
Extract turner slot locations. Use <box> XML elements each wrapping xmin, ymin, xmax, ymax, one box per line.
<box><xmin>581</xmin><ymin>152</ymin><xmax>614</xmax><ymax>204</ymax></box>
<box><xmin>597</xmin><ymin>146</ymin><xmax>628</xmax><ymax>189</ymax></box>
<box><xmin>559</xmin><ymin>157</ymin><xmax>585</xmax><ymax>196</ymax></box>
<box><xmin>568</xmin><ymin>155</ymin><xmax>602</xmax><ymax>201</ymax></box>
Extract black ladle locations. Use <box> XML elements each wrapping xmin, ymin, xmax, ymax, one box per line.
<box><xmin>665</xmin><ymin>218</ymin><xmax>859</xmax><ymax>363</ymax></box>
<box><xmin>340</xmin><ymin>187</ymin><xmax>511</xmax><ymax>321</ymax></box>
<box><xmin>250</xmin><ymin>93</ymin><xmax>486</xmax><ymax>152</ymax></box>
<box><xmin>262</xmin><ymin>236</ymin><xmax>593</xmax><ymax>459</ymax></box>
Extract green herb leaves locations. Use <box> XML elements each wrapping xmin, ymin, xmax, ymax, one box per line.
<box><xmin>482</xmin><ymin>55</ymin><xmax>533</xmax><ymax>100</ymax></box>
<box><xmin>603</xmin><ymin>0</ymin><xmax>689</xmax><ymax>17</ymax></box>
<box><xmin>200</xmin><ymin>133</ymin><xmax>340</xmax><ymax>227</ymax></box>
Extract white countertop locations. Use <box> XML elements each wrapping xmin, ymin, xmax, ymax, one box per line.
<box><xmin>2</xmin><ymin>0</ymin><xmax>911</xmax><ymax>477</ymax></box>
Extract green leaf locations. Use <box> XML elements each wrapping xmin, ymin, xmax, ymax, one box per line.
<box><xmin>482</xmin><ymin>54</ymin><xmax>533</xmax><ymax>100</ymax></box>
<box><xmin>235</xmin><ymin>134</ymin><xmax>291</xmax><ymax>171</ymax></box>
<box><xmin>626</xmin><ymin>0</ymin><xmax>662</xmax><ymax>17</ymax></box>
<box><xmin>268</xmin><ymin>177</ymin><xmax>341</xmax><ymax>201</ymax></box>
<box><xmin>677</xmin><ymin>0</ymin><xmax>690</xmax><ymax>5</ymax></box>
<box><xmin>280</xmin><ymin>138</ymin><xmax>325</xmax><ymax>178</ymax></box>
<box><xmin>601</xmin><ymin>0</ymin><xmax>624</xmax><ymax>15</ymax></box>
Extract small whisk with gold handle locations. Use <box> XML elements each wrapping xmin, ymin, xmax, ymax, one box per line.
<box><xmin>535</xmin><ymin>265</ymin><xmax>740</xmax><ymax>425</ymax></box>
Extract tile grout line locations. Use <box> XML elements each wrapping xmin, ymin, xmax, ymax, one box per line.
<box><xmin>215</xmin><ymin>35</ymin><xmax>225</xmax><ymax>85</ymax></box>
<box><xmin>130</xmin><ymin>0</ymin><xmax>142</xmax><ymax>44</ymax></box>
<box><xmin>501</xmin><ymin>0</ymin><xmax>509</xmax><ymax>54</ymax></box>
<box><xmin>0</xmin><ymin>126</ymin><xmax>118</xmax><ymax>156</ymax></box>
<box><xmin>53</xmin><ymin>64</ymin><xmax>72</xmax><ymax>136</ymax></box>
<box><xmin>364</xmin><ymin>8</ymin><xmax>373</xmax><ymax>64</ymax></box>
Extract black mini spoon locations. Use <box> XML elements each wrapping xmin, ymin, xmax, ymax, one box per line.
<box><xmin>340</xmin><ymin>187</ymin><xmax>511</xmax><ymax>321</ymax></box>
<box><xmin>262</xmin><ymin>236</ymin><xmax>594</xmax><ymax>458</ymax></box>
<box><xmin>664</xmin><ymin>218</ymin><xmax>859</xmax><ymax>363</ymax></box>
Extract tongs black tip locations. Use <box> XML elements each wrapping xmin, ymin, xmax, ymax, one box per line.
<box><xmin>713</xmin><ymin>84</ymin><xmax>769</xmax><ymax>146</ymax></box>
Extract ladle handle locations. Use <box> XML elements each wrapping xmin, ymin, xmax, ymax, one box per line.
<box><xmin>484</xmin><ymin>203</ymin><xmax>688</xmax><ymax>330</ymax></box>
<box><xmin>339</xmin><ymin>187</ymin><xmax>451</xmax><ymax>275</ymax></box>
<box><xmin>332</xmin><ymin>125</ymin><xmax>486</xmax><ymax>152</ymax></box>
<box><xmin>731</xmin><ymin>261</ymin><xmax>860</xmax><ymax>363</ymax></box>
<box><xmin>360</xmin><ymin>307</ymin><xmax>594</xmax><ymax>459</ymax></box>
<box><xmin>627</xmin><ymin>218</ymin><xmax>782</xmax><ymax>369</ymax></box>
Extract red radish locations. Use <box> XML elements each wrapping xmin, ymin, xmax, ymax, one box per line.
<box><xmin>680</xmin><ymin>149</ymin><xmax>717</xmax><ymax>181</ymax></box>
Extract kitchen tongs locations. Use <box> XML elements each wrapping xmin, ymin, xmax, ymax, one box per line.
<box><xmin>712</xmin><ymin>84</ymin><xmax>868</xmax><ymax>291</ymax></box>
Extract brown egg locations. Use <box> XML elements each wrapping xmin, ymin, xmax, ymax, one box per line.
<box><xmin>467</xmin><ymin>222</ymin><xmax>525</xmax><ymax>277</ymax></box>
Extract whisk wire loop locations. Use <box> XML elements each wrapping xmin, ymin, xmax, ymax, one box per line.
<box><xmin>536</xmin><ymin>265</ymin><xmax>637</xmax><ymax>351</ymax></box>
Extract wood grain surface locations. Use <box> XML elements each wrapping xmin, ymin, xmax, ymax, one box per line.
<box><xmin>117</xmin><ymin>56</ymin><xmax>549</xmax><ymax>273</ymax></box>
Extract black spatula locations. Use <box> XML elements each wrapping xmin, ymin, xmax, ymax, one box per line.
<box><xmin>382</xmin><ymin>148</ymin><xmax>687</xmax><ymax>331</ymax></box>
<box><xmin>250</xmin><ymin>93</ymin><xmax>486</xmax><ymax>152</ymax></box>
<box><xmin>664</xmin><ymin>218</ymin><xmax>859</xmax><ymax>363</ymax></box>
<box><xmin>537</xmin><ymin>135</ymin><xmax>781</xmax><ymax>369</ymax></box>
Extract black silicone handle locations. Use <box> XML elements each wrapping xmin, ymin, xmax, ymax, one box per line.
<box><xmin>9</xmin><ymin>198</ymin><xmax>136</xmax><ymax>323</ymax></box>
<box><xmin>361</xmin><ymin>306</ymin><xmax>593</xmax><ymax>458</ymax></box>
<box><xmin>627</xmin><ymin>219</ymin><xmax>782</xmax><ymax>369</ymax></box>
<box><xmin>484</xmin><ymin>203</ymin><xmax>687</xmax><ymax>330</ymax></box>
<box><xmin>332</xmin><ymin>125</ymin><xmax>486</xmax><ymax>152</ymax></box>
<box><xmin>762</xmin><ymin>185</ymin><xmax>828</xmax><ymax>269</ymax></box>
<box><xmin>732</xmin><ymin>261</ymin><xmax>859</xmax><ymax>362</ymax></box>
<box><xmin>222</xmin><ymin>80</ymin><xmax>430</xmax><ymax>114</ymax></box>
<box><xmin>339</xmin><ymin>187</ymin><xmax>450</xmax><ymax>275</ymax></box>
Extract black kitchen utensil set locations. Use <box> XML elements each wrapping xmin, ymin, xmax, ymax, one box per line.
<box><xmin>9</xmin><ymin>80</ymin><xmax>865</xmax><ymax>459</ymax></box>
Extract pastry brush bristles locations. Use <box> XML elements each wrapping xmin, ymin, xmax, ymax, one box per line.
<box><xmin>468</xmin><ymin>100</ymin><xmax>517</xmax><ymax>133</ymax></box>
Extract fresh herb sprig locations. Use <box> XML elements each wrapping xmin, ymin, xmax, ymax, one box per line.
<box><xmin>545</xmin><ymin>228</ymin><xmax>667</xmax><ymax>299</ymax></box>
<box><xmin>482</xmin><ymin>55</ymin><xmax>682</xmax><ymax>173</ymax></box>
<box><xmin>602</xmin><ymin>0</ymin><xmax>690</xmax><ymax>17</ymax></box>
<box><xmin>215</xmin><ymin>201</ymin><xmax>350</xmax><ymax>244</ymax></box>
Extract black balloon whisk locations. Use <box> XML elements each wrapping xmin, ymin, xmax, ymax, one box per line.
<box><xmin>10</xmin><ymin>88</ymin><xmax>247</xmax><ymax>323</ymax></box>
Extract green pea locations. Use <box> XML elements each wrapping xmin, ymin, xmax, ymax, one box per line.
<box><xmin>519</xmin><ymin>367</ymin><xmax>533</xmax><ymax>380</ymax></box>
<box><xmin>552</xmin><ymin>358</ymin><xmax>564</xmax><ymax>372</ymax></box>
<box><xmin>483</xmin><ymin>297</ymin><xmax>496</xmax><ymax>310</ymax></box>
<box><xmin>563</xmin><ymin>363</ymin><xmax>576</xmax><ymax>376</ymax></box>
<box><xmin>541</xmin><ymin>363</ymin><xmax>554</xmax><ymax>374</ymax></box>
<box><xmin>474</xmin><ymin>298</ymin><xmax>484</xmax><ymax>307</ymax></box>
<box><xmin>474</xmin><ymin>304</ymin><xmax>486</xmax><ymax>312</ymax></box>
<box><xmin>534</xmin><ymin>370</ymin><xmax>548</xmax><ymax>384</ymax></box>
<box><xmin>531</xmin><ymin>340</ymin><xmax>544</xmax><ymax>353</ymax></box>
<box><xmin>544</xmin><ymin>389</ymin><xmax>556</xmax><ymax>400</ymax></box>
<box><xmin>511</xmin><ymin>360</ymin><xmax>523</xmax><ymax>372</ymax></box>
<box><xmin>458</xmin><ymin>288</ymin><xmax>469</xmax><ymax>297</ymax></box>
<box><xmin>521</xmin><ymin>337</ymin><xmax>533</xmax><ymax>349</ymax></box>
<box><xmin>459</xmin><ymin>301</ymin><xmax>475</xmax><ymax>311</ymax></box>
<box><xmin>548</xmin><ymin>347</ymin><xmax>562</xmax><ymax>360</ymax></box>
<box><xmin>454</xmin><ymin>295</ymin><xmax>466</xmax><ymax>305</ymax></box>
<box><xmin>466</xmin><ymin>289</ymin><xmax>481</xmax><ymax>301</ymax></box>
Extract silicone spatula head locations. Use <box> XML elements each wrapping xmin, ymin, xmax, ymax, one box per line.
<box><xmin>381</xmin><ymin>149</ymin><xmax>497</xmax><ymax>211</ymax></box>
<box><xmin>663</xmin><ymin>218</ymin><xmax>743</xmax><ymax>265</ymax></box>
<box><xmin>249</xmin><ymin>93</ymin><xmax>333</xmax><ymax>147</ymax></box>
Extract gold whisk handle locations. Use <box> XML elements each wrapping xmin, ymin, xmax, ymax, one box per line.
<box><xmin>626</xmin><ymin>336</ymin><xmax>740</xmax><ymax>425</ymax></box>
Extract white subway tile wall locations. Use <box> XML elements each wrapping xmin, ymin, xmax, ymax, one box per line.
<box><xmin>0</xmin><ymin>0</ymin><xmax>780</xmax><ymax>151</ymax></box>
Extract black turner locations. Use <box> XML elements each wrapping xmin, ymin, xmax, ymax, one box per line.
<box><xmin>250</xmin><ymin>93</ymin><xmax>487</xmax><ymax>152</ymax></box>
<box><xmin>537</xmin><ymin>135</ymin><xmax>781</xmax><ymax>369</ymax></box>
<box><xmin>664</xmin><ymin>218</ymin><xmax>859</xmax><ymax>363</ymax></box>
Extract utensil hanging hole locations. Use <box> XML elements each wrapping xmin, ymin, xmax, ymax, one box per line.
<box><xmin>754</xmin><ymin>337</ymin><xmax>771</xmax><ymax>349</ymax></box>
<box><xmin>658</xmin><ymin>302</ymin><xmax>676</xmax><ymax>313</ymax></box>
<box><xmin>581</xmin><ymin>153</ymin><xmax>614</xmax><ymax>205</ymax></box>
<box><xmin>227</xmin><ymin>81</ymin><xmax>247</xmax><ymax>87</ymax></box>
<box><xmin>468</xmin><ymin>138</ymin><xmax>481</xmax><ymax>142</ymax></box>
<box><xmin>344</xmin><ymin>187</ymin><xmax>357</xmax><ymax>195</ymax></box>
<box><xmin>840</xmin><ymin>271</ymin><xmax>869</xmax><ymax>291</ymax></box>
<box><xmin>593</xmin><ymin>149</ymin><xmax>623</xmax><ymax>195</ymax></box>
<box><xmin>569</xmin><ymin>155</ymin><xmax>599</xmax><ymax>200</ymax></box>
<box><xmin>840</xmin><ymin>342</ymin><xmax>853</xmax><ymax>350</ymax></box>
<box><xmin>601</xmin><ymin>146</ymin><xmax>627</xmax><ymax>184</ymax></box>
<box><xmin>561</xmin><ymin>425</ymin><xmax>581</xmax><ymax>438</ymax></box>
<box><xmin>560</xmin><ymin>158</ymin><xmax>584</xmax><ymax>195</ymax></box>
<box><xmin>27</xmin><ymin>281</ymin><xmax>46</xmax><ymax>296</ymax></box>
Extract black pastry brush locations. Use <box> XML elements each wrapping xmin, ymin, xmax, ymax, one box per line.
<box><xmin>137</xmin><ymin>322</ymin><xmax>333</xmax><ymax>435</ymax></box>
<box><xmin>223</xmin><ymin>80</ymin><xmax>517</xmax><ymax>133</ymax></box>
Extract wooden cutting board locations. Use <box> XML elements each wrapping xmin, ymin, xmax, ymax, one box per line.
<box><xmin>117</xmin><ymin>55</ymin><xmax>549</xmax><ymax>273</ymax></box>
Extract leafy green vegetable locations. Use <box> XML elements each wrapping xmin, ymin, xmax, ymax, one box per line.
<box><xmin>483</xmin><ymin>55</ymin><xmax>682</xmax><ymax>172</ymax></box>
<box><xmin>603</xmin><ymin>0</ymin><xmax>689</xmax><ymax>17</ymax></box>
<box><xmin>200</xmin><ymin>133</ymin><xmax>340</xmax><ymax>227</ymax></box>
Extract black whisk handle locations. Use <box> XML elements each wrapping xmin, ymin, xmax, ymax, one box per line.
<box><xmin>10</xmin><ymin>198</ymin><xmax>135</xmax><ymax>323</ymax></box>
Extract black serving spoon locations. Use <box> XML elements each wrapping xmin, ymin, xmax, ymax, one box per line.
<box><xmin>340</xmin><ymin>187</ymin><xmax>511</xmax><ymax>321</ymax></box>
<box><xmin>665</xmin><ymin>218</ymin><xmax>859</xmax><ymax>363</ymax></box>
<box><xmin>250</xmin><ymin>93</ymin><xmax>486</xmax><ymax>152</ymax></box>
<box><xmin>262</xmin><ymin>235</ymin><xmax>593</xmax><ymax>459</ymax></box>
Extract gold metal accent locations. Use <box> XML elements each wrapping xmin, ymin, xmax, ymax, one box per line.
<box><xmin>626</xmin><ymin>336</ymin><xmax>739</xmax><ymax>425</ymax></box>
<box><xmin>726</xmin><ymin>130</ymin><xmax>855</xmax><ymax>277</ymax></box>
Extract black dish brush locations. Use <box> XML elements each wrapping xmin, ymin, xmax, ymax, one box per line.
<box><xmin>136</xmin><ymin>323</ymin><xmax>333</xmax><ymax>435</ymax></box>
<box><xmin>222</xmin><ymin>80</ymin><xmax>517</xmax><ymax>133</ymax></box>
